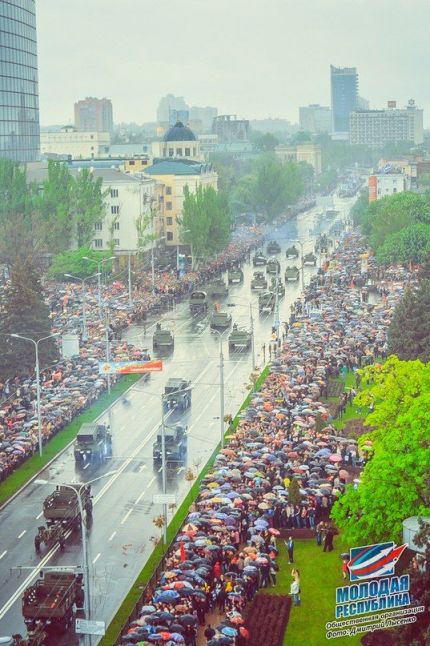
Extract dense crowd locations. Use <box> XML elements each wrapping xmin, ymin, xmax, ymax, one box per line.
<box><xmin>120</xmin><ymin>232</ymin><xmax>411</xmax><ymax>646</ymax></box>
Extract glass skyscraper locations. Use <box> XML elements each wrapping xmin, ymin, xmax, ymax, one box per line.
<box><xmin>330</xmin><ymin>65</ymin><xmax>358</xmax><ymax>134</ymax></box>
<box><xmin>0</xmin><ymin>0</ymin><xmax>39</xmax><ymax>162</ymax></box>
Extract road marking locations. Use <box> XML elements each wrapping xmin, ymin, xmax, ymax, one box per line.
<box><xmin>17</xmin><ymin>530</ymin><xmax>26</xmax><ymax>539</ymax></box>
<box><xmin>134</xmin><ymin>476</ymin><xmax>156</xmax><ymax>505</ymax></box>
<box><xmin>120</xmin><ymin>425</ymin><xmax>126</xmax><ymax>432</ymax></box>
<box><xmin>108</xmin><ymin>531</ymin><xmax>117</xmax><ymax>542</ymax></box>
<box><xmin>92</xmin><ymin>553</ymin><xmax>101</xmax><ymax>564</ymax></box>
<box><xmin>83</xmin><ymin>463</ymin><xmax>90</xmax><ymax>470</ymax></box>
<box><xmin>158</xmin><ymin>466</ymin><xmax>162</xmax><ymax>473</ymax></box>
<box><xmin>36</xmin><ymin>512</ymin><xmax>43</xmax><ymax>520</ymax></box>
<box><xmin>138</xmin><ymin>464</ymin><xmax>147</xmax><ymax>472</ymax></box>
<box><xmin>0</xmin><ymin>551</ymin><xmax>7</xmax><ymax>560</ymax></box>
<box><xmin>177</xmin><ymin>467</ymin><xmax>184</xmax><ymax>474</ymax></box>
<box><xmin>120</xmin><ymin>509</ymin><xmax>132</xmax><ymax>525</ymax></box>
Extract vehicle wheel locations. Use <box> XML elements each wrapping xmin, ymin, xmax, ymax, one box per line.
<box><xmin>35</xmin><ymin>536</ymin><xmax>41</xmax><ymax>553</ymax></box>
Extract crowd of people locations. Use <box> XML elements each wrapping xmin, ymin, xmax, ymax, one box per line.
<box><xmin>119</xmin><ymin>231</ymin><xmax>412</xmax><ymax>645</ymax></box>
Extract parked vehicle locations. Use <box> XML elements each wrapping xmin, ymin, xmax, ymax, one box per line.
<box><xmin>227</xmin><ymin>267</ymin><xmax>244</xmax><ymax>284</ymax></box>
<box><xmin>228</xmin><ymin>324</ymin><xmax>252</xmax><ymax>351</ymax></box>
<box><xmin>189</xmin><ymin>290</ymin><xmax>208</xmax><ymax>314</ymax></box>
<box><xmin>74</xmin><ymin>423</ymin><xmax>112</xmax><ymax>468</ymax></box>
<box><xmin>153</xmin><ymin>424</ymin><xmax>187</xmax><ymax>465</ymax></box>
<box><xmin>163</xmin><ymin>378</ymin><xmax>192</xmax><ymax>411</ymax></box>
<box><xmin>207</xmin><ymin>278</ymin><xmax>228</xmax><ymax>298</ymax></box>
<box><xmin>252</xmin><ymin>252</ymin><xmax>267</xmax><ymax>267</ymax></box>
<box><xmin>251</xmin><ymin>271</ymin><xmax>268</xmax><ymax>291</ymax></box>
<box><xmin>258</xmin><ymin>291</ymin><xmax>275</xmax><ymax>313</ymax></box>
<box><xmin>285</xmin><ymin>266</ymin><xmax>300</xmax><ymax>282</ymax></box>
<box><xmin>22</xmin><ymin>571</ymin><xmax>84</xmax><ymax>636</ymax></box>
<box><xmin>285</xmin><ymin>245</ymin><xmax>299</xmax><ymax>259</ymax></box>
<box><xmin>303</xmin><ymin>252</ymin><xmax>317</xmax><ymax>266</ymax></box>
<box><xmin>266</xmin><ymin>258</ymin><xmax>280</xmax><ymax>275</ymax></box>
<box><xmin>153</xmin><ymin>323</ymin><xmax>174</xmax><ymax>350</ymax></box>
<box><xmin>210</xmin><ymin>310</ymin><xmax>232</xmax><ymax>330</ymax></box>
<box><xmin>266</xmin><ymin>240</ymin><xmax>281</xmax><ymax>254</ymax></box>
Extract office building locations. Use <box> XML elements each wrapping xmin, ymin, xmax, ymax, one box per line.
<box><xmin>40</xmin><ymin>126</ymin><xmax>110</xmax><ymax>158</ymax></box>
<box><xmin>299</xmin><ymin>105</ymin><xmax>331</xmax><ymax>133</ymax></box>
<box><xmin>0</xmin><ymin>0</ymin><xmax>40</xmax><ymax>162</ymax></box>
<box><xmin>350</xmin><ymin>100</ymin><xmax>424</xmax><ymax>147</ymax></box>
<box><xmin>330</xmin><ymin>65</ymin><xmax>358</xmax><ymax>135</ymax></box>
<box><xmin>212</xmin><ymin>115</ymin><xmax>249</xmax><ymax>143</ymax></box>
<box><xmin>74</xmin><ymin>97</ymin><xmax>113</xmax><ymax>134</ymax></box>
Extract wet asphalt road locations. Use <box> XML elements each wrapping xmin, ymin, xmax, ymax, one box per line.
<box><xmin>0</xmin><ymin>196</ymin><xmax>354</xmax><ymax>642</ymax></box>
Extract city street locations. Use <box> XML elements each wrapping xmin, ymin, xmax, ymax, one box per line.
<box><xmin>0</xmin><ymin>196</ymin><xmax>353</xmax><ymax>642</ymax></box>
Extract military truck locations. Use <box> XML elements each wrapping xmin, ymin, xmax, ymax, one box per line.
<box><xmin>285</xmin><ymin>266</ymin><xmax>300</xmax><ymax>282</ymax></box>
<box><xmin>258</xmin><ymin>291</ymin><xmax>275</xmax><ymax>313</ymax></box>
<box><xmin>22</xmin><ymin>571</ymin><xmax>84</xmax><ymax>635</ymax></box>
<box><xmin>163</xmin><ymin>378</ymin><xmax>192</xmax><ymax>411</ymax></box>
<box><xmin>228</xmin><ymin>267</ymin><xmax>244</xmax><ymax>284</ymax></box>
<box><xmin>228</xmin><ymin>324</ymin><xmax>252</xmax><ymax>351</ymax></box>
<box><xmin>210</xmin><ymin>310</ymin><xmax>232</xmax><ymax>330</ymax></box>
<box><xmin>207</xmin><ymin>278</ymin><xmax>228</xmax><ymax>298</ymax></box>
<box><xmin>266</xmin><ymin>240</ymin><xmax>281</xmax><ymax>255</ymax></box>
<box><xmin>270</xmin><ymin>277</ymin><xmax>285</xmax><ymax>298</ymax></box>
<box><xmin>153</xmin><ymin>323</ymin><xmax>175</xmax><ymax>350</ymax></box>
<box><xmin>74</xmin><ymin>423</ymin><xmax>112</xmax><ymax>468</ymax></box>
<box><xmin>189</xmin><ymin>290</ymin><xmax>208</xmax><ymax>314</ymax></box>
<box><xmin>251</xmin><ymin>271</ymin><xmax>268</xmax><ymax>291</ymax></box>
<box><xmin>303</xmin><ymin>252</ymin><xmax>317</xmax><ymax>266</ymax></box>
<box><xmin>285</xmin><ymin>245</ymin><xmax>299</xmax><ymax>259</ymax></box>
<box><xmin>266</xmin><ymin>258</ymin><xmax>280</xmax><ymax>275</ymax></box>
<box><xmin>252</xmin><ymin>252</ymin><xmax>267</xmax><ymax>267</ymax></box>
<box><xmin>153</xmin><ymin>424</ymin><xmax>187</xmax><ymax>465</ymax></box>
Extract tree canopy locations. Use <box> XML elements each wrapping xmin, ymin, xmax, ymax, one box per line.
<box><xmin>331</xmin><ymin>357</ymin><xmax>430</xmax><ymax>545</ymax></box>
<box><xmin>48</xmin><ymin>247</ymin><xmax>115</xmax><ymax>280</ymax></box>
<box><xmin>388</xmin><ymin>280</ymin><xmax>430</xmax><ymax>362</ymax></box>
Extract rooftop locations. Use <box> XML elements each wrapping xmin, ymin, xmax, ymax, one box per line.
<box><xmin>163</xmin><ymin>121</ymin><xmax>196</xmax><ymax>142</ymax></box>
<box><xmin>144</xmin><ymin>159</ymin><xmax>214</xmax><ymax>176</ymax></box>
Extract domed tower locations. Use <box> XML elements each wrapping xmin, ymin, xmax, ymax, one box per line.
<box><xmin>161</xmin><ymin>122</ymin><xmax>201</xmax><ymax>160</ymax></box>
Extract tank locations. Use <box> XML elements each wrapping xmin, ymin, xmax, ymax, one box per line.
<box><xmin>252</xmin><ymin>252</ymin><xmax>267</xmax><ymax>267</ymax></box>
<box><xmin>285</xmin><ymin>266</ymin><xmax>300</xmax><ymax>282</ymax></box>
<box><xmin>207</xmin><ymin>278</ymin><xmax>228</xmax><ymax>298</ymax></box>
<box><xmin>228</xmin><ymin>324</ymin><xmax>252</xmax><ymax>351</ymax></box>
<box><xmin>258</xmin><ymin>291</ymin><xmax>275</xmax><ymax>313</ymax></box>
<box><xmin>210</xmin><ymin>310</ymin><xmax>232</xmax><ymax>329</ymax></box>
<box><xmin>74</xmin><ymin>423</ymin><xmax>112</xmax><ymax>468</ymax></box>
<box><xmin>266</xmin><ymin>258</ymin><xmax>280</xmax><ymax>275</ymax></box>
<box><xmin>228</xmin><ymin>267</ymin><xmax>244</xmax><ymax>284</ymax></box>
<box><xmin>285</xmin><ymin>245</ymin><xmax>299</xmax><ymax>259</ymax></box>
<box><xmin>303</xmin><ymin>252</ymin><xmax>317</xmax><ymax>266</ymax></box>
<box><xmin>189</xmin><ymin>290</ymin><xmax>208</xmax><ymax>314</ymax></box>
<box><xmin>251</xmin><ymin>271</ymin><xmax>268</xmax><ymax>291</ymax></box>
<box><xmin>266</xmin><ymin>241</ymin><xmax>281</xmax><ymax>255</ymax></box>
<box><xmin>153</xmin><ymin>323</ymin><xmax>174</xmax><ymax>350</ymax></box>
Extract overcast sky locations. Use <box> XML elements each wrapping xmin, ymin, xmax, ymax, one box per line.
<box><xmin>36</xmin><ymin>0</ymin><xmax>430</xmax><ymax>127</ymax></box>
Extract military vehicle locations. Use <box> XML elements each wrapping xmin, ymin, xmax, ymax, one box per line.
<box><xmin>74</xmin><ymin>423</ymin><xmax>112</xmax><ymax>468</ymax></box>
<box><xmin>258</xmin><ymin>291</ymin><xmax>275</xmax><ymax>313</ymax></box>
<box><xmin>270</xmin><ymin>277</ymin><xmax>285</xmax><ymax>298</ymax></box>
<box><xmin>189</xmin><ymin>290</ymin><xmax>208</xmax><ymax>314</ymax></box>
<box><xmin>163</xmin><ymin>378</ymin><xmax>192</xmax><ymax>411</ymax></box>
<box><xmin>285</xmin><ymin>266</ymin><xmax>300</xmax><ymax>282</ymax></box>
<box><xmin>251</xmin><ymin>271</ymin><xmax>268</xmax><ymax>291</ymax></box>
<box><xmin>228</xmin><ymin>324</ymin><xmax>252</xmax><ymax>351</ymax></box>
<box><xmin>303</xmin><ymin>252</ymin><xmax>317</xmax><ymax>266</ymax></box>
<box><xmin>207</xmin><ymin>278</ymin><xmax>228</xmax><ymax>298</ymax></box>
<box><xmin>153</xmin><ymin>424</ymin><xmax>187</xmax><ymax>465</ymax></box>
<box><xmin>228</xmin><ymin>267</ymin><xmax>244</xmax><ymax>284</ymax></box>
<box><xmin>266</xmin><ymin>258</ymin><xmax>280</xmax><ymax>275</ymax></box>
<box><xmin>153</xmin><ymin>323</ymin><xmax>174</xmax><ymax>350</ymax></box>
<box><xmin>252</xmin><ymin>252</ymin><xmax>267</xmax><ymax>267</ymax></box>
<box><xmin>210</xmin><ymin>310</ymin><xmax>232</xmax><ymax>330</ymax></box>
<box><xmin>266</xmin><ymin>240</ymin><xmax>281</xmax><ymax>254</ymax></box>
<box><xmin>285</xmin><ymin>245</ymin><xmax>299</xmax><ymax>259</ymax></box>
<box><xmin>22</xmin><ymin>571</ymin><xmax>84</xmax><ymax>635</ymax></box>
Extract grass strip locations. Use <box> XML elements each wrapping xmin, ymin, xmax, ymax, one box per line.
<box><xmin>101</xmin><ymin>364</ymin><xmax>270</xmax><ymax>645</ymax></box>
<box><xmin>0</xmin><ymin>374</ymin><xmax>141</xmax><ymax>507</ymax></box>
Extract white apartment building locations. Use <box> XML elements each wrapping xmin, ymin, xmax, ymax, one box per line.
<box><xmin>368</xmin><ymin>173</ymin><xmax>406</xmax><ymax>201</ymax></box>
<box><xmin>350</xmin><ymin>101</ymin><xmax>423</xmax><ymax>147</ymax></box>
<box><xmin>299</xmin><ymin>104</ymin><xmax>331</xmax><ymax>133</ymax></box>
<box><xmin>40</xmin><ymin>126</ymin><xmax>111</xmax><ymax>159</ymax></box>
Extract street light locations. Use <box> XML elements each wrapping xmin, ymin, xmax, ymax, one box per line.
<box><xmin>289</xmin><ymin>239</ymin><xmax>307</xmax><ymax>291</ymax></box>
<box><xmin>64</xmin><ymin>272</ymin><xmax>101</xmax><ymax>341</ymax></box>
<box><xmin>10</xmin><ymin>332</ymin><xmax>60</xmax><ymax>457</ymax></box>
<box><xmin>210</xmin><ymin>329</ymin><xmax>231</xmax><ymax>449</ymax></box>
<box><xmin>36</xmin><ymin>472</ymin><xmax>117</xmax><ymax>646</ymax></box>
<box><xmin>82</xmin><ymin>256</ymin><xmax>115</xmax><ymax>307</ymax></box>
<box><xmin>180</xmin><ymin>229</ymin><xmax>193</xmax><ymax>271</ymax></box>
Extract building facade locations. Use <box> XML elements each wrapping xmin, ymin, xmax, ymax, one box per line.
<box><xmin>40</xmin><ymin>126</ymin><xmax>110</xmax><ymax>158</ymax></box>
<box><xmin>330</xmin><ymin>65</ymin><xmax>358</xmax><ymax>135</ymax></box>
<box><xmin>299</xmin><ymin>105</ymin><xmax>331</xmax><ymax>133</ymax></box>
<box><xmin>0</xmin><ymin>0</ymin><xmax>40</xmax><ymax>162</ymax></box>
<box><xmin>275</xmin><ymin>142</ymin><xmax>322</xmax><ymax>174</ymax></box>
<box><xmin>74</xmin><ymin>97</ymin><xmax>113</xmax><ymax>134</ymax></box>
<box><xmin>368</xmin><ymin>172</ymin><xmax>406</xmax><ymax>202</ymax></box>
<box><xmin>212</xmin><ymin>115</ymin><xmax>249</xmax><ymax>143</ymax></box>
<box><xmin>350</xmin><ymin>101</ymin><xmax>424</xmax><ymax>147</ymax></box>
<box><xmin>152</xmin><ymin>121</ymin><xmax>203</xmax><ymax>161</ymax></box>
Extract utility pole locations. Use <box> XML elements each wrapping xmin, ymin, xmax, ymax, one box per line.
<box><xmin>249</xmin><ymin>302</ymin><xmax>255</xmax><ymax>371</ymax></box>
<box><xmin>219</xmin><ymin>337</ymin><xmax>225</xmax><ymax>449</ymax></box>
<box><xmin>128</xmin><ymin>252</ymin><xmax>133</xmax><ymax>307</ymax></box>
<box><xmin>160</xmin><ymin>397</ymin><xmax>167</xmax><ymax>544</ymax></box>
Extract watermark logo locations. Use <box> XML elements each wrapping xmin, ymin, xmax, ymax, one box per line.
<box><xmin>347</xmin><ymin>541</ymin><xmax>407</xmax><ymax>581</ymax></box>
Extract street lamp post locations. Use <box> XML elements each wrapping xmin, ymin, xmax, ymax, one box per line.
<box><xmin>290</xmin><ymin>239</ymin><xmax>306</xmax><ymax>291</ymax></box>
<box><xmin>64</xmin><ymin>273</ymin><xmax>101</xmax><ymax>341</ymax></box>
<box><xmin>210</xmin><ymin>329</ymin><xmax>230</xmax><ymax>449</ymax></box>
<box><xmin>10</xmin><ymin>333</ymin><xmax>59</xmax><ymax>457</ymax></box>
<box><xmin>82</xmin><ymin>256</ymin><xmax>115</xmax><ymax>308</ymax></box>
<box><xmin>160</xmin><ymin>395</ymin><xmax>168</xmax><ymax>544</ymax></box>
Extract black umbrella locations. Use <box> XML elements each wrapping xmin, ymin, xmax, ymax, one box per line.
<box><xmin>179</xmin><ymin>614</ymin><xmax>197</xmax><ymax>625</ymax></box>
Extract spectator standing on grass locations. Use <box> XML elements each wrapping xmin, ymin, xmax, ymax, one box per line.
<box><xmin>290</xmin><ymin>569</ymin><xmax>301</xmax><ymax>606</ymax></box>
<box><xmin>286</xmin><ymin>536</ymin><xmax>294</xmax><ymax>564</ymax></box>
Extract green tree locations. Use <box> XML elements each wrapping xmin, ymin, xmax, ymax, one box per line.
<box><xmin>34</xmin><ymin>160</ymin><xmax>75</xmax><ymax>253</ymax></box>
<box><xmin>73</xmin><ymin>168</ymin><xmax>107</xmax><ymax>247</ymax></box>
<box><xmin>388</xmin><ymin>281</ymin><xmax>430</xmax><ymax>362</ymax></box>
<box><xmin>0</xmin><ymin>256</ymin><xmax>59</xmax><ymax>378</ymax></box>
<box><xmin>288</xmin><ymin>478</ymin><xmax>302</xmax><ymax>506</ymax></box>
<box><xmin>48</xmin><ymin>247</ymin><xmax>114</xmax><ymax>280</ymax></box>
<box><xmin>331</xmin><ymin>358</ymin><xmax>430</xmax><ymax>544</ymax></box>
<box><xmin>251</xmin><ymin>131</ymin><xmax>279</xmax><ymax>151</ymax></box>
<box><xmin>376</xmin><ymin>223</ymin><xmax>430</xmax><ymax>265</ymax></box>
<box><xmin>368</xmin><ymin>192</ymin><xmax>430</xmax><ymax>249</ymax></box>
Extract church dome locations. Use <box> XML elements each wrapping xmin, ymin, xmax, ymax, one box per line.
<box><xmin>163</xmin><ymin>121</ymin><xmax>196</xmax><ymax>142</ymax></box>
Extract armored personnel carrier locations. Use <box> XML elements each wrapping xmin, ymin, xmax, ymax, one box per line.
<box><xmin>189</xmin><ymin>290</ymin><xmax>208</xmax><ymax>314</ymax></box>
<box><xmin>266</xmin><ymin>240</ymin><xmax>281</xmax><ymax>255</ymax></box>
<box><xmin>207</xmin><ymin>278</ymin><xmax>228</xmax><ymax>298</ymax></box>
<box><xmin>251</xmin><ymin>271</ymin><xmax>268</xmax><ymax>291</ymax></box>
<box><xmin>303</xmin><ymin>252</ymin><xmax>317</xmax><ymax>266</ymax></box>
<box><xmin>227</xmin><ymin>267</ymin><xmax>244</xmax><ymax>284</ymax></box>
<box><xmin>210</xmin><ymin>310</ymin><xmax>232</xmax><ymax>330</ymax></box>
<box><xmin>153</xmin><ymin>323</ymin><xmax>174</xmax><ymax>350</ymax></box>
<box><xmin>285</xmin><ymin>266</ymin><xmax>300</xmax><ymax>282</ymax></box>
<box><xmin>228</xmin><ymin>324</ymin><xmax>252</xmax><ymax>351</ymax></box>
<box><xmin>285</xmin><ymin>245</ymin><xmax>299</xmax><ymax>259</ymax></box>
<box><xmin>266</xmin><ymin>258</ymin><xmax>280</xmax><ymax>275</ymax></box>
<box><xmin>252</xmin><ymin>252</ymin><xmax>267</xmax><ymax>267</ymax></box>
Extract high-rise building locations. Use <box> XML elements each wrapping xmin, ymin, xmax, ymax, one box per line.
<box><xmin>212</xmin><ymin>115</ymin><xmax>249</xmax><ymax>143</ymax></box>
<box><xmin>299</xmin><ymin>105</ymin><xmax>331</xmax><ymax>133</ymax></box>
<box><xmin>74</xmin><ymin>97</ymin><xmax>114</xmax><ymax>134</ymax></box>
<box><xmin>350</xmin><ymin>100</ymin><xmax>424</xmax><ymax>148</ymax></box>
<box><xmin>330</xmin><ymin>65</ymin><xmax>358</xmax><ymax>135</ymax></box>
<box><xmin>0</xmin><ymin>0</ymin><xmax>40</xmax><ymax>162</ymax></box>
<box><xmin>189</xmin><ymin>106</ymin><xmax>218</xmax><ymax>131</ymax></box>
<box><xmin>157</xmin><ymin>94</ymin><xmax>188</xmax><ymax>124</ymax></box>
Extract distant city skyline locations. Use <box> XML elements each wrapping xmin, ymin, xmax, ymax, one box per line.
<box><xmin>36</xmin><ymin>0</ymin><xmax>430</xmax><ymax>128</ymax></box>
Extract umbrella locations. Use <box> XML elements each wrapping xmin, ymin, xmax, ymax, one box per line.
<box><xmin>221</xmin><ymin>626</ymin><xmax>238</xmax><ymax>637</ymax></box>
<box><xmin>329</xmin><ymin>454</ymin><xmax>342</xmax><ymax>463</ymax></box>
<box><xmin>154</xmin><ymin>590</ymin><xmax>180</xmax><ymax>602</ymax></box>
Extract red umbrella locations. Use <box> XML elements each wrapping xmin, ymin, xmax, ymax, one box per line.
<box><xmin>268</xmin><ymin>528</ymin><xmax>280</xmax><ymax>536</ymax></box>
<box><xmin>329</xmin><ymin>454</ymin><xmax>342</xmax><ymax>462</ymax></box>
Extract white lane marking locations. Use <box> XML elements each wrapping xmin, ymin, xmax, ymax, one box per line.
<box><xmin>139</xmin><ymin>464</ymin><xmax>147</xmax><ymax>472</ymax></box>
<box><xmin>158</xmin><ymin>466</ymin><xmax>162</xmax><ymax>473</ymax></box>
<box><xmin>36</xmin><ymin>512</ymin><xmax>43</xmax><ymax>520</ymax></box>
<box><xmin>120</xmin><ymin>425</ymin><xmax>126</xmax><ymax>432</ymax></box>
<box><xmin>134</xmin><ymin>476</ymin><xmax>156</xmax><ymax>505</ymax></box>
<box><xmin>177</xmin><ymin>467</ymin><xmax>184</xmax><ymax>474</ymax></box>
<box><xmin>17</xmin><ymin>530</ymin><xmax>26</xmax><ymax>539</ymax></box>
<box><xmin>120</xmin><ymin>509</ymin><xmax>132</xmax><ymax>525</ymax></box>
<box><xmin>83</xmin><ymin>463</ymin><xmax>90</xmax><ymax>470</ymax></box>
<box><xmin>92</xmin><ymin>553</ymin><xmax>101</xmax><ymax>564</ymax></box>
<box><xmin>0</xmin><ymin>551</ymin><xmax>7</xmax><ymax>560</ymax></box>
<box><xmin>108</xmin><ymin>531</ymin><xmax>117</xmax><ymax>542</ymax></box>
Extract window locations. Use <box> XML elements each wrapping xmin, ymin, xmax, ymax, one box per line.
<box><xmin>94</xmin><ymin>239</ymin><xmax>103</xmax><ymax>248</ymax></box>
<box><xmin>111</xmin><ymin>205</ymin><xmax>120</xmax><ymax>215</ymax></box>
<box><xmin>168</xmin><ymin>148</ymin><xmax>174</xmax><ymax>157</ymax></box>
<box><xmin>166</xmin><ymin>232</ymin><xmax>173</xmax><ymax>241</ymax></box>
<box><xmin>166</xmin><ymin>201</ymin><xmax>172</xmax><ymax>210</ymax></box>
<box><xmin>114</xmin><ymin>222</ymin><xmax>120</xmax><ymax>230</ymax></box>
<box><xmin>94</xmin><ymin>221</ymin><xmax>103</xmax><ymax>231</ymax></box>
<box><xmin>193</xmin><ymin>147</ymin><xmax>197</xmax><ymax>156</ymax></box>
<box><xmin>166</xmin><ymin>186</ymin><xmax>172</xmax><ymax>195</ymax></box>
<box><xmin>167</xmin><ymin>217</ymin><xmax>173</xmax><ymax>225</ymax></box>
<box><xmin>185</xmin><ymin>148</ymin><xmax>190</xmax><ymax>156</ymax></box>
<box><xmin>110</xmin><ymin>189</ymin><xmax>118</xmax><ymax>198</ymax></box>
<box><xmin>176</xmin><ymin>148</ymin><xmax>183</xmax><ymax>156</ymax></box>
<box><xmin>113</xmin><ymin>238</ymin><xmax>120</xmax><ymax>246</ymax></box>
<box><xmin>128</xmin><ymin>160</ymin><xmax>135</xmax><ymax>166</ymax></box>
